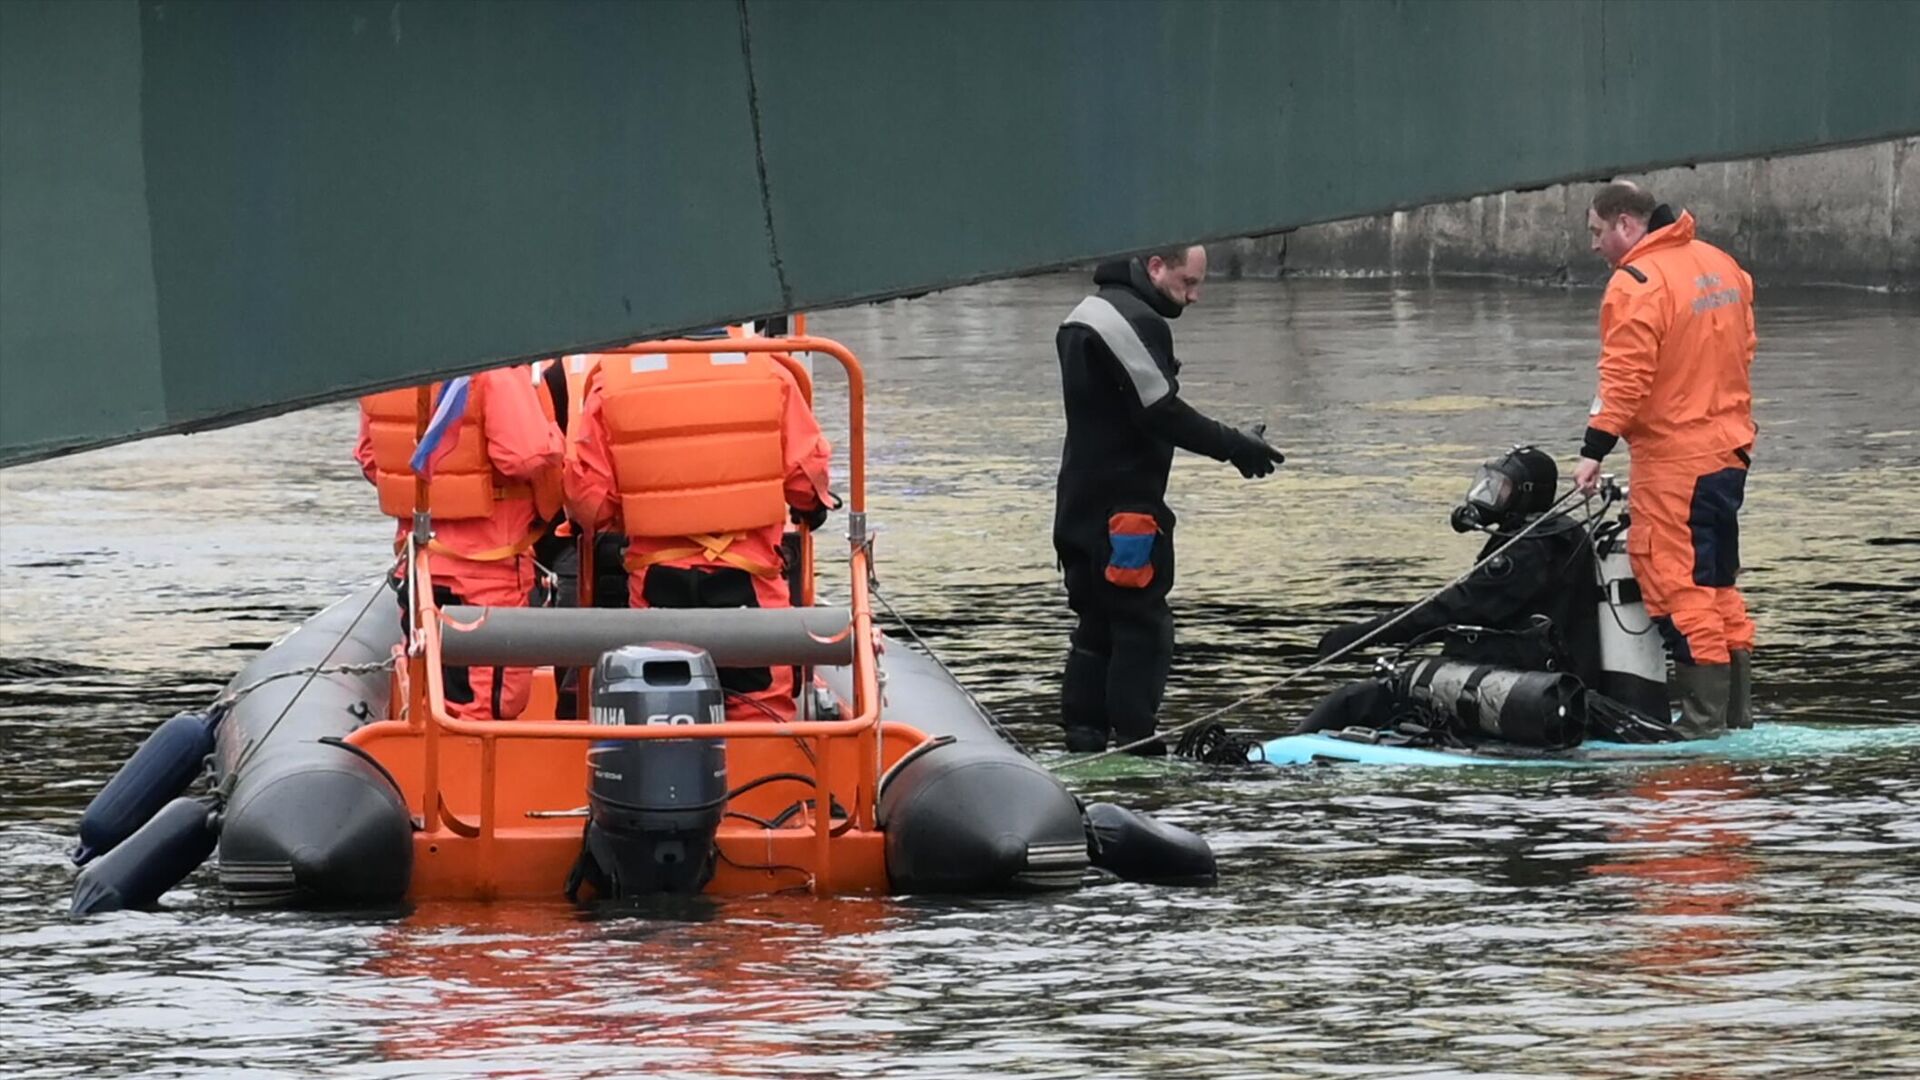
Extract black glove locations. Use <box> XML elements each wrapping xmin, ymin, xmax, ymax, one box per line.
<box><xmin>791</xmin><ymin>503</ymin><xmax>830</xmax><ymax>532</ymax></box>
<box><xmin>1228</xmin><ymin>422</ymin><xmax>1285</xmax><ymax>479</ymax></box>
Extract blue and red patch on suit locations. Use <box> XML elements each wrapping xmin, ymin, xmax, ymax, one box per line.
<box><xmin>1104</xmin><ymin>511</ymin><xmax>1159</xmax><ymax>588</ymax></box>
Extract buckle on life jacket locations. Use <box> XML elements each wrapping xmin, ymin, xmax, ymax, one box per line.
<box><xmin>625</xmin><ymin>532</ymin><xmax>781</xmax><ymax>578</ymax></box>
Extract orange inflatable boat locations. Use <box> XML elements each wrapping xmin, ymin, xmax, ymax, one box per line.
<box><xmin>70</xmin><ymin>335</ymin><xmax>1215</xmax><ymax>913</ymax></box>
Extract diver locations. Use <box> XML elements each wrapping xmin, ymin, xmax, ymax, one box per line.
<box><xmin>1298</xmin><ymin>446</ymin><xmax>1681</xmax><ymax>747</ymax></box>
<box><xmin>1053</xmin><ymin>245</ymin><xmax>1285</xmax><ymax>756</ymax></box>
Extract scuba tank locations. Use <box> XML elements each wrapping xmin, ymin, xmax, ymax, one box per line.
<box><xmin>1591</xmin><ymin>509</ymin><xmax>1669</xmax><ymax>721</ymax></box>
<box><xmin>1400</xmin><ymin>658</ymin><xmax>1585</xmax><ymax>748</ymax></box>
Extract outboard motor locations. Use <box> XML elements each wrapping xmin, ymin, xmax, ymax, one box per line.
<box><xmin>570</xmin><ymin>643</ymin><xmax>728</xmax><ymax>900</ymax></box>
<box><xmin>1400</xmin><ymin>658</ymin><xmax>1585</xmax><ymax>748</ymax></box>
<box><xmin>1592</xmin><ymin>513</ymin><xmax>1669</xmax><ymax>722</ymax></box>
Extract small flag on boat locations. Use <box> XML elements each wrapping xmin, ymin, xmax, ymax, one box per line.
<box><xmin>408</xmin><ymin>376</ymin><xmax>472</xmax><ymax>476</ymax></box>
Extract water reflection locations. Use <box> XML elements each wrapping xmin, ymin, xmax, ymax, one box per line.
<box><xmin>1591</xmin><ymin>762</ymin><xmax>1760</xmax><ymax>976</ymax></box>
<box><xmin>367</xmin><ymin>898</ymin><xmax>900</xmax><ymax>1071</ymax></box>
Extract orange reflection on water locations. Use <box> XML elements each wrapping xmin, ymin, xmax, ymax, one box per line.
<box><xmin>366</xmin><ymin>894</ymin><xmax>903</xmax><ymax>1072</ymax></box>
<box><xmin>1588</xmin><ymin>760</ymin><xmax>1758</xmax><ymax>975</ymax></box>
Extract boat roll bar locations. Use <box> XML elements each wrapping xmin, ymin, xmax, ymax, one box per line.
<box><xmin>438</xmin><ymin>605</ymin><xmax>855</xmax><ymax>668</ymax></box>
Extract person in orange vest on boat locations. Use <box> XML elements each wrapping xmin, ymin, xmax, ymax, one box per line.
<box><xmin>355</xmin><ymin>365</ymin><xmax>565</xmax><ymax>720</ymax></box>
<box><xmin>530</xmin><ymin>353</ymin><xmax>634</xmax><ymax>727</ymax></box>
<box><xmin>529</xmin><ymin>354</ymin><xmax>625</xmax><ymax>596</ymax></box>
<box><xmin>564</xmin><ymin>333</ymin><xmax>833</xmax><ymax>724</ymax></box>
<box><xmin>1573</xmin><ymin>181</ymin><xmax>1758</xmax><ymax>739</ymax></box>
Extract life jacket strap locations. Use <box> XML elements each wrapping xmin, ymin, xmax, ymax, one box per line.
<box><xmin>395</xmin><ymin>527</ymin><xmax>543</xmax><ymax>564</ymax></box>
<box><xmin>624</xmin><ymin>531</ymin><xmax>780</xmax><ymax>578</ymax></box>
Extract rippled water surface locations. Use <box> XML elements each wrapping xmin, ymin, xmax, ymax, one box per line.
<box><xmin>3</xmin><ymin>277</ymin><xmax>1917</xmax><ymax>1078</ymax></box>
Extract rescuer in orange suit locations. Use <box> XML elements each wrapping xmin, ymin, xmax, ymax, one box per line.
<box><xmin>1573</xmin><ymin>181</ymin><xmax>1757</xmax><ymax>738</ymax></box>
<box><xmin>528</xmin><ymin>353</ymin><xmax>634</xmax><ymax>721</ymax></box>
<box><xmin>530</xmin><ymin>353</ymin><xmax>629</xmax><ymax>603</ymax></box>
<box><xmin>356</xmin><ymin>366</ymin><xmax>565</xmax><ymax>720</ymax></box>
<box><xmin>564</xmin><ymin>334</ymin><xmax>833</xmax><ymax>723</ymax></box>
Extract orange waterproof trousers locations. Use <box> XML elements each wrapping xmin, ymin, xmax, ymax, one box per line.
<box><xmin>1627</xmin><ymin>448</ymin><xmax>1756</xmax><ymax>666</ymax></box>
<box><xmin>399</xmin><ymin>563</ymin><xmax>538</xmax><ymax>722</ymax></box>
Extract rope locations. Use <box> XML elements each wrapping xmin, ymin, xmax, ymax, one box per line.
<box><xmin>212</xmin><ymin>660</ymin><xmax>394</xmax><ymax>713</ymax></box>
<box><xmin>1172</xmin><ymin>720</ymin><xmax>1268</xmax><ymax>766</ymax></box>
<box><xmin>870</xmin><ymin>583</ymin><xmax>1036</xmax><ymax>759</ymax></box>
<box><xmin>1055</xmin><ymin>488</ymin><xmax>1587</xmax><ymax>770</ymax></box>
<box><xmin>218</xmin><ymin>579</ymin><xmax>393</xmax><ymax>798</ymax></box>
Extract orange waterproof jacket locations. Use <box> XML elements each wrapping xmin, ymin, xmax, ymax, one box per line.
<box><xmin>356</xmin><ymin>366</ymin><xmax>565</xmax><ymax>572</ymax></box>
<box><xmin>1590</xmin><ymin>211</ymin><xmax>1757</xmax><ymax>463</ymax></box>
<box><xmin>565</xmin><ymin>348</ymin><xmax>831</xmax><ymax>577</ymax></box>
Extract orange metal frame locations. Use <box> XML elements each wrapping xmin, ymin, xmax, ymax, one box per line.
<box><xmin>348</xmin><ymin>335</ymin><xmax>926</xmax><ymax>900</ymax></box>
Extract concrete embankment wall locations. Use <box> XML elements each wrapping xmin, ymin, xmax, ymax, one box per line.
<box><xmin>1215</xmin><ymin>137</ymin><xmax>1918</xmax><ymax>291</ymax></box>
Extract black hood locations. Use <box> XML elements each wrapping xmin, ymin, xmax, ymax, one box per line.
<box><xmin>1092</xmin><ymin>258</ymin><xmax>1184</xmax><ymax>320</ymax></box>
<box><xmin>1648</xmin><ymin>203</ymin><xmax>1679</xmax><ymax>231</ymax></box>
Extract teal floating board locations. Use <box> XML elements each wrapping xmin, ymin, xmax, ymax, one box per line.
<box><xmin>1254</xmin><ymin>723</ymin><xmax>1920</xmax><ymax>768</ymax></box>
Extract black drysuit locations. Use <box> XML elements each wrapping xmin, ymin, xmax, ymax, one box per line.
<box><xmin>1319</xmin><ymin>514</ymin><xmax>1603</xmax><ymax>686</ymax></box>
<box><xmin>1053</xmin><ymin>260</ymin><xmax>1266</xmax><ymax>750</ymax></box>
<box><xmin>1302</xmin><ymin>513</ymin><xmax>1611</xmax><ymax>737</ymax></box>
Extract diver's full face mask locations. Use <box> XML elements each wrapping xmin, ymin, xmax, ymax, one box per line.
<box><xmin>1451</xmin><ymin>449</ymin><xmax>1537</xmax><ymax>532</ymax></box>
<box><xmin>1465</xmin><ymin>462</ymin><xmax>1518</xmax><ymax>518</ymax></box>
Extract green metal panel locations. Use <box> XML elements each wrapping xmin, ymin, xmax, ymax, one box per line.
<box><xmin>3</xmin><ymin>0</ymin><xmax>1917</xmax><ymax>466</ymax></box>
<box><xmin>0</xmin><ymin>1</ymin><xmax>167</xmax><ymax>456</ymax></box>
<box><xmin>135</xmin><ymin>0</ymin><xmax>776</xmax><ymax>448</ymax></box>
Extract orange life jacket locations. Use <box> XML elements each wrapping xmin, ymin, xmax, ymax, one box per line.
<box><xmin>598</xmin><ymin>349</ymin><xmax>788</xmax><ymax>576</ymax></box>
<box><xmin>361</xmin><ymin>377</ymin><xmax>563</xmax><ymax>532</ymax></box>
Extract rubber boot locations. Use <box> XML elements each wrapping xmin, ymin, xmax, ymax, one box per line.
<box><xmin>1670</xmin><ymin>662</ymin><xmax>1732</xmax><ymax>740</ymax></box>
<box><xmin>1061</xmin><ymin>644</ymin><xmax>1110</xmax><ymax>753</ymax></box>
<box><xmin>1063</xmin><ymin>726</ymin><xmax>1109</xmax><ymax>753</ymax></box>
<box><xmin>1727</xmin><ymin>649</ymin><xmax>1753</xmax><ymax>730</ymax></box>
<box><xmin>1116</xmin><ymin>731</ymin><xmax>1168</xmax><ymax>758</ymax></box>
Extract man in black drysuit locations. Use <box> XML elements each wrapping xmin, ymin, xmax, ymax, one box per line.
<box><xmin>1301</xmin><ymin>446</ymin><xmax>1676</xmax><ymax>743</ymax></box>
<box><xmin>1054</xmin><ymin>245</ymin><xmax>1286</xmax><ymax>755</ymax></box>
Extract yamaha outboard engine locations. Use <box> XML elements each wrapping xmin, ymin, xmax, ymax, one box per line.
<box><xmin>1401</xmin><ymin>658</ymin><xmax>1586</xmax><ymax>748</ymax></box>
<box><xmin>1592</xmin><ymin>512</ymin><xmax>1669</xmax><ymax>721</ymax></box>
<box><xmin>573</xmin><ymin>643</ymin><xmax>728</xmax><ymax>899</ymax></box>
